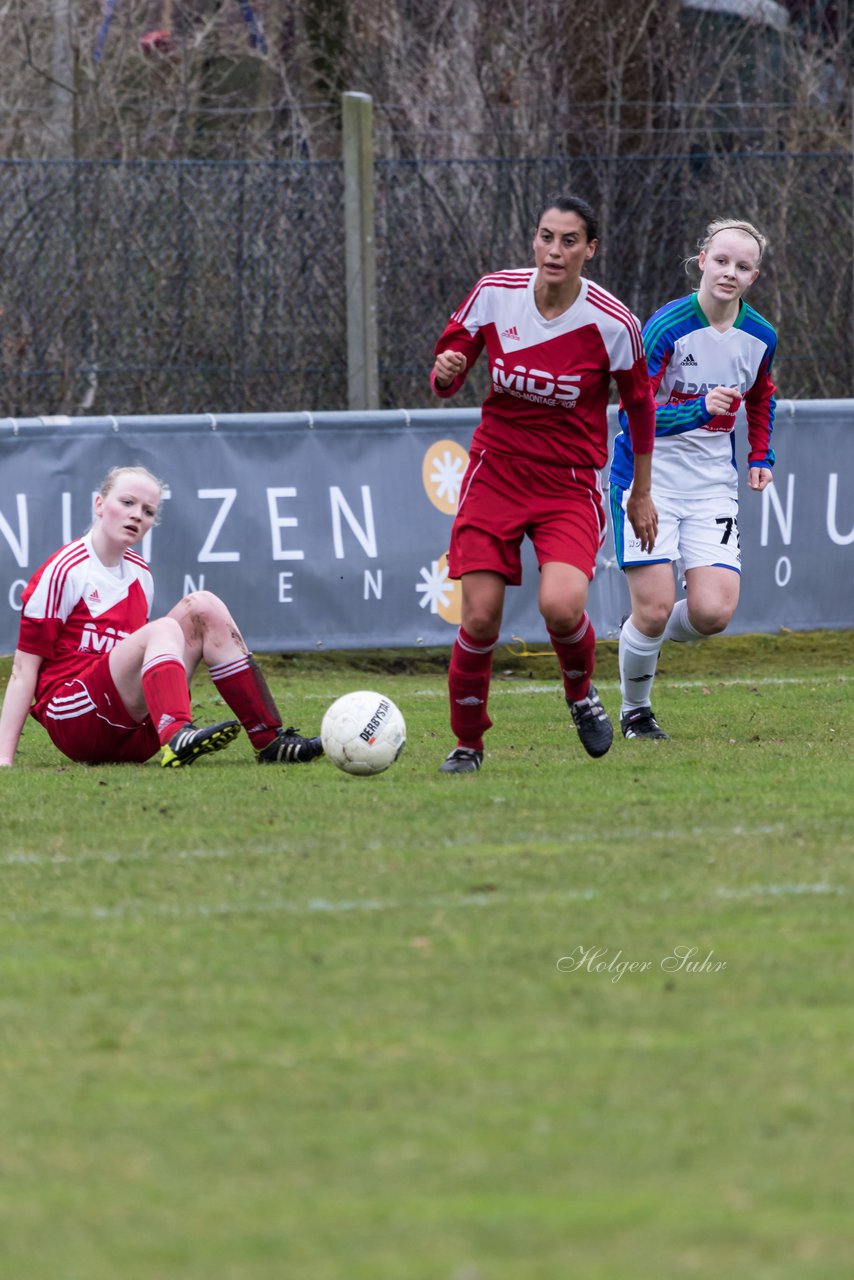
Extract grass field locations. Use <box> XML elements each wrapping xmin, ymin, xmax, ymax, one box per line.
<box><xmin>1</xmin><ymin>630</ymin><xmax>853</xmax><ymax>1280</ymax></box>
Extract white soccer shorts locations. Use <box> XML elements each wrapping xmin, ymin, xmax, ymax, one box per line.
<box><xmin>610</xmin><ymin>484</ymin><xmax>742</xmax><ymax>573</ymax></box>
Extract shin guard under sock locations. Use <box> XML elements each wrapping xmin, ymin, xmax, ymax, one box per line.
<box><xmin>619</xmin><ymin>618</ymin><xmax>662</xmax><ymax>714</ymax></box>
<box><xmin>141</xmin><ymin>654</ymin><xmax>193</xmax><ymax>745</ymax></box>
<box><xmin>448</xmin><ymin>626</ymin><xmax>498</xmax><ymax>750</ymax></box>
<box><xmin>548</xmin><ymin>613</ymin><xmax>596</xmax><ymax>704</ymax></box>
<box><xmin>208</xmin><ymin>655</ymin><xmax>282</xmax><ymax>750</ymax></box>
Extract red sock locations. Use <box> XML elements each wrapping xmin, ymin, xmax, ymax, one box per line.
<box><xmin>208</xmin><ymin>655</ymin><xmax>281</xmax><ymax>749</ymax></box>
<box><xmin>549</xmin><ymin>613</ymin><xmax>596</xmax><ymax>703</ymax></box>
<box><xmin>141</xmin><ymin>655</ymin><xmax>193</xmax><ymax>745</ymax></box>
<box><xmin>448</xmin><ymin>626</ymin><xmax>497</xmax><ymax>751</ymax></box>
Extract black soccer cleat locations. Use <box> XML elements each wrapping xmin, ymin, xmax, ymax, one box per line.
<box><xmin>438</xmin><ymin>746</ymin><xmax>483</xmax><ymax>774</ymax></box>
<box><xmin>160</xmin><ymin>720</ymin><xmax>241</xmax><ymax>768</ymax></box>
<box><xmin>620</xmin><ymin>707</ymin><xmax>670</xmax><ymax>740</ymax></box>
<box><xmin>256</xmin><ymin>727</ymin><xmax>324</xmax><ymax>764</ymax></box>
<box><xmin>567</xmin><ymin>685</ymin><xmax>614</xmax><ymax>758</ymax></box>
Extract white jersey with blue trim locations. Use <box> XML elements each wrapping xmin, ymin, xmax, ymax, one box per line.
<box><xmin>610</xmin><ymin>292</ymin><xmax>777</xmax><ymax>500</ymax></box>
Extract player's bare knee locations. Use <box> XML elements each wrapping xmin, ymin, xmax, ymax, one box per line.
<box><xmin>150</xmin><ymin>615</ymin><xmax>185</xmax><ymax>647</ymax></box>
<box><xmin>181</xmin><ymin>590</ymin><xmax>231</xmax><ymax>628</ymax></box>
<box><xmin>636</xmin><ymin>600</ymin><xmax>672</xmax><ymax>634</ymax></box>
<box><xmin>182</xmin><ymin>588</ymin><xmax>217</xmax><ymax>613</ymax></box>
<box><xmin>691</xmin><ymin>606</ymin><xmax>732</xmax><ymax>636</ymax></box>
<box><xmin>542</xmin><ymin>611</ymin><xmax>584</xmax><ymax>635</ymax></box>
<box><xmin>462</xmin><ymin>606</ymin><xmax>502</xmax><ymax>640</ymax></box>
<box><xmin>540</xmin><ymin>599</ymin><xmax>585</xmax><ymax>635</ymax></box>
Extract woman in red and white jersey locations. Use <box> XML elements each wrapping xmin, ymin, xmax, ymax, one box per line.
<box><xmin>431</xmin><ymin>193</ymin><xmax>658</xmax><ymax>773</ymax></box>
<box><xmin>0</xmin><ymin>465</ymin><xmax>323</xmax><ymax>768</ymax></box>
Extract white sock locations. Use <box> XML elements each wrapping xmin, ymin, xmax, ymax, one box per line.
<box><xmin>619</xmin><ymin>618</ymin><xmax>663</xmax><ymax>713</ymax></box>
<box><xmin>662</xmin><ymin>598</ymin><xmax>704</xmax><ymax>643</ymax></box>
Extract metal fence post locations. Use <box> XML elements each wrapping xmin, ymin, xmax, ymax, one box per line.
<box><xmin>51</xmin><ymin>0</ymin><xmax>75</xmax><ymax>157</ymax></box>
<box><xmin>343</xmin><ymin>92</ymin><xmax>379</xmax><ymax>410</ymax></box>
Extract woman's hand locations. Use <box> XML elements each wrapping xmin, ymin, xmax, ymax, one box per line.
<box><xmin>626</xmin><ymin>453</ymin><xmax>658</xmax><ymax>554</ymax></box>
<box><xmin>0</xmin><ymin>649</ymin><xmax>43</xmax><ymax>768</ymax></box>
<box><xmin>704</xmin><ymin>385</ymin><xmax>740</xmax><ymax>417</ymax></box>
<box><xmin>433</xmin><ymin>349</ymin><xmax>467</xmax><ymax>390</ymax></box>
<box><xmin>748</xmin><ymin>467</ymin><xmax>773</xmax><ymax>492</ymax></box>
<box><xmin>626</xmin><ymin>490</ymin><xmax>659</xmax><ymax>555</ymax></box>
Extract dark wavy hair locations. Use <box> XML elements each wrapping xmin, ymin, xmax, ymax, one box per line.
<box><xmin>535</xmin><ymin>194</ymin><xmax>599</xmax><ymax>243</ymax></box>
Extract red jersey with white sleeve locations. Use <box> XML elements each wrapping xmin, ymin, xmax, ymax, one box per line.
<box><xmin>433</xmin><ymin>269</ymin><xmax>655</xmax><ymax>468</ymax></box>
<box><xmin>18</xmin><ymin>532</ymin><xmax>154</xmax><ymax>714</ymax></box>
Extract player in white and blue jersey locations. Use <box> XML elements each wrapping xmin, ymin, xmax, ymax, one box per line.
<box><xmin>609</xmin><ymin>219</ymin><xmax>777</xmax><ymax>739</ymax></box>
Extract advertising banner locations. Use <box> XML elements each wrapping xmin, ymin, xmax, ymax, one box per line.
<box><xmin>1</xmin><ymin>402</ymin><xmax>852</xmax><ymax>655</ymax></box>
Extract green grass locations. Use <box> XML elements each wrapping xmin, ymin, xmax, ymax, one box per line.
<box><xmin>1</xmin><ymin>631</ymin><xmax>853</xmax><ymax>1279</ymax></box>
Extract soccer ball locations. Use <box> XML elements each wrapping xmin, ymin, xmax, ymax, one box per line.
<box><xmin>321</xmin><ymin>690</ymin><xmax>406</xmax><ymax>776</ymax></box>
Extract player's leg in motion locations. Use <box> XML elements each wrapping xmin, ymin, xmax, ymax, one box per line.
<box><xmin>619</xmin><ymin>562</ymin><xmax>674</xmax><ymax>740</ymax></box>
<box><xmin>540</xmin><ymin>562</ymin><xmax>612</xmax><ymax>759</ymax></box>
<box><xmin>109</xmin><ymin>617</ymin><xmax>240</xmax><ymax>767</ymax></box>
<box><xmin>165</xmin><ymin>591</ymin><xmax>323</xmax><ymax>764</ymax></box>
<box><xmin>663</xmin><ymin>566</ymin><xmax>740</xmax><ymax>643</ymax></box>
<box><xmin>440</xmin><ymin>571</ymin><xmax>503</xmax><ymax>773</ymax></box>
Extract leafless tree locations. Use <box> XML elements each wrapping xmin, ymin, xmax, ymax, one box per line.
<box><xmin>1</xmin><ymin>0</ymin><xmax>852</xmax><ymax>411</ymax></box>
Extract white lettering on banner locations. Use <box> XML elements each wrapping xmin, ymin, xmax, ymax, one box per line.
<box><xmin>143</xmin><ymin>490</ymin><xmax>168</xmax><ymax>562</ymax></box>
<box><xmin>826</xmin><ymin>474</ymin><xmax>854</xmax><ymax>546</ymax></box>
<box><xmin>364</xmin><ymin>569</ymin><xmax>383</xmax><ymax>600</ymax></box>
<box><xmin>198</xmin><ymin>489</ymin><xmax>240</xmax><ymax>562</ymax></box>
<box><xmin>267</xmin><ymin>489</ymin><xmax>304</xmax><ymax>561</ymax></box>
<box><xmin>62</xmin><ymin>493</ymin><xmax>72</xmax><ymax>545</ymax></box>
<box><xmin>775</xmin><ymin>557</ymin><xmax>792</xmax><ymax>587</ymax></box>
<box><xmin>330</xmin><ymin>486</ymin><xmax>377</xmax><ymax>559</ymax></box>
<box><xmin>5</xmin><ymin>406</ymin><xmax>854</xmax><ymax>650</ymax></box>
<box><xmin>0</xmin><ymin>495</ymin><xmax>29</xmax><ymax>567</ymax></box>
<box><xmin>760</xmin><ymin>474</ymin><xmax>794</xmax><ymax>547</ymax></box>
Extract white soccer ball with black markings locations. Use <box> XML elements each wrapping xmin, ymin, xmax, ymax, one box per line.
<box><xmin>321</xmin><ymin>690</ymin><xmax>406</xmax><ymax>776</ymax></box>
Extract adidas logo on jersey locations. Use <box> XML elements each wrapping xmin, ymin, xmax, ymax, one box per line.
<box><xmin>680</xmin><ymin>353</ymin><xmax>698</xmax><ymax>366</ymax></box>
<box><xmin>500</xmin><ymin>325</ymin><xmax>520</xmax><ymax>340</ymax></box>
<box><xmin>87</xmin><ymin>589</ymin><xmax>101</xmax><ymax>603</ymax></box>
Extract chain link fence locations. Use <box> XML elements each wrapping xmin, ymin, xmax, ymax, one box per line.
<box><xmin>1</xmin><ymin>148</ymin><xmax>851</xmax><ymax>416</ymax></box>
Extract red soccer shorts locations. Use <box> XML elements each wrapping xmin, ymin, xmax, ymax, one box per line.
<box><xmin>32</xmin><ymin>657</ymin><xmax>161</xmax><ymax>764</ymax></box>
<box><xmin>448</xmin><ymin>448</ymin><xmax>606</xmax><ymax>584</ymax></box>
